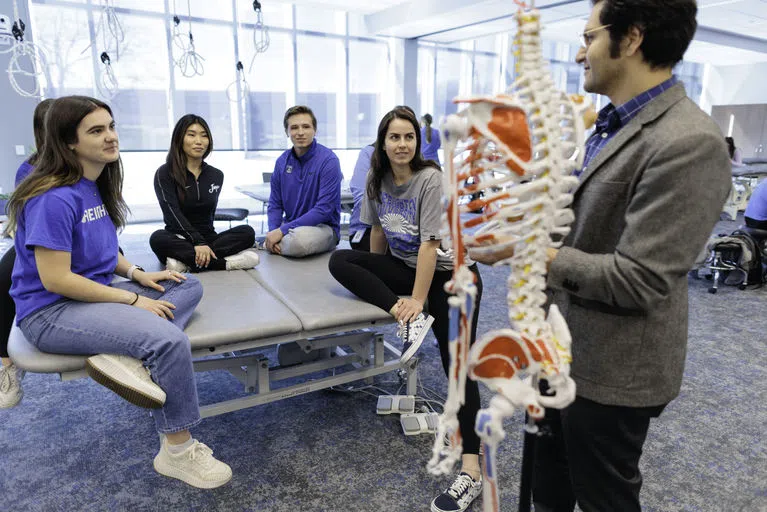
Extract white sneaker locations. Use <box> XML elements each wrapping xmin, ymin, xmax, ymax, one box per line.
<box><xmin>397</xmin><ymin>313</ymin><xmax>434</xmax><ymax>363</ymax></box>
<box><xmin>431</xmin><ymin>472</ymin><xmax>483</xmax><ymax>512</ymax></box>
<box><xmin>0</xmin><ymin>363</ymin><xmax>25</xmax><ymax>408</ymax></box>
<box><xmin>166</xmin><ymin>257</ymin><xmax>190</xmax><ymax>273</ymax></box>
<box><xmin>224</xmin><ymin>248</ymin><xmax>260</xmax><ymax>270</ymax></box>
<box><xmin>86</xmin><ymin>354</ymin><xmax>166</xmax><ymax>409</ymax></box>
<box><xmin>154</xmin><ymin>437</ymin><xmax>233</xmax><ymax>489</ymax></box>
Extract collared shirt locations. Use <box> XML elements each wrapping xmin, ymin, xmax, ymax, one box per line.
<box><xmin>577</xmin><ymin>76</ymin><xmax>679</xmax><ymax>177</ymax></box>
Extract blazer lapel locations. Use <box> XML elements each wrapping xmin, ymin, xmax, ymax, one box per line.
<box><xmin>574</xmin><ymin>83</ymin><xmax>688</xmax><ymax>194</ymax></box>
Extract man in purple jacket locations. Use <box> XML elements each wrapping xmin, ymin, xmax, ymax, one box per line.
<box><xmin>265</xmin><ymin>106</ymin><xmax>342</xmax><ymax>257</ymax></box>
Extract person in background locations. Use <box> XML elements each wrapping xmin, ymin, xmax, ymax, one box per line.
<box><xmin>0</xmin><ymin>98</ymin><xmax>54</xmax><ymax>408</ymax></box>
<box><xmin>726</xmin><ymin>136</ymin><xmax>743</xmax><ymax>165</ymax></box>
<box><xmin>420</xmin><ymin>113</ymin><xmax>441</xmax><ymax>167</ymax></box>
<box><xmin>348</xmin><ymin>143</ymin><xmax>375</xmax><ymax>251</ymax></box>
<box><xmin>150</xmin><ymin>114</ymin><xmax>258</xmax><ymax>273</ymax></box>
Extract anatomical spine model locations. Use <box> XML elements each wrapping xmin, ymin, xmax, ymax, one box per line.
<box><xmin>427</xmin><ymin>3</ymin><xmax>597</xmax><ymax>511</ymax></box>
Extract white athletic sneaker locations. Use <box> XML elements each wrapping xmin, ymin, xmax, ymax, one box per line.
<box><xmin>431</xmin><ymin>472</ymin><xmax>483</xmax><ymax>512</ymax></box>
<box><xmin>86</xmin><ymin>354</ymin><xmax>166</xmax><ymax>409</ymax></box>
<box><xmin>397</xmin><ymin>313</ymin><xmax>435</xmax><ymax>363</ymax></box>
<box><xmin>166</xmin><ymin>257</ymin><xmax>190</xmax><ymax>273</ymax></box>
<box><xmin>0</xmin><ymin>363</ymin><xmax>25</xmax><ymax>408</ymax></box>
<box><xmin>154</xmin><ymin>437</ymin><xmax>233</xmax><ymax>489</ymax></box>
<box><xmin>224</xmin><ymin>248</ymin><xmax>260</xmax><ymax>270</ymax></box>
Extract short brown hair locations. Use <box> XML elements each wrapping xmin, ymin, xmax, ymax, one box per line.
<box><xmin>283</xmin><ymin>105</ymin><xmax>317</xmax><ymax>132</ymax></box>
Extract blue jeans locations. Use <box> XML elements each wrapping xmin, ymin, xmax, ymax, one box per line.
<box><xmin>19</xmin><ymin>276</ymin><xmax>203</xmax><ymax>434</ymax></box>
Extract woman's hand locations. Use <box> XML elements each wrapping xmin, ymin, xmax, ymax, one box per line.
<box><xmin>394</xmin><ymin>297</ymin><xmax>423</xmax><ymax>324</ymax></box>
<box><xmin>194</xmin><ymin>245</ymin><xmax>217</xmax><ymax>267</ymax></box>
<box><xmin>134</xmin><ymin>270</ymin><xmax>186</xmax><ymax>292</ymax></box>
<box><xmin>132</xmin><ymin>294</ymin><xmax>176</xmax><ymax>320</ymax></box>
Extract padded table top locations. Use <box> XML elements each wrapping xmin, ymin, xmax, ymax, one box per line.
<box><xmin>8</xmin><ymin>247</ymin><xmax>391</xmax><ymax>373</ymax></box>
<box><xmin>248</xmin><ymin>250</ymin><xmax>391</xmax><ymax>331</ymax></box>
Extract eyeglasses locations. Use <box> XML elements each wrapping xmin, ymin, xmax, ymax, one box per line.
<box><xmin>579</xmin><ymin>24</ymin><xmax>611</xmax><ymax>48</ymax></box>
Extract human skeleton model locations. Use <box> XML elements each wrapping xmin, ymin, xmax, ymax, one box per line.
<box><xmin>427</xmin><ymin>4</ymin><xmax>597</xmax><ymax>511</ymax></box>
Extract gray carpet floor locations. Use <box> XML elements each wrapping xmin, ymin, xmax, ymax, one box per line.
<box><xmin>0</xmin><ymin>216</ymin><xmax>765</xmax><ymax>512</ymax></box>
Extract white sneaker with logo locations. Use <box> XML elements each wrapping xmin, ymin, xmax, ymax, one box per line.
<box><xmin>224</xmin><ymin>248</ymin><xmax>260</xmax><ymax>270</ymax></box>
<box><xmin>397</xmin><ymin>313</ymin><xmax>434</xmax><ymax>363</ymax></box>
<box><xmin>166</xmin><ymin>257</ymin><xmax>190</xmax><ymax>273</ymax></box>
<box><xmin>431</xmin><ymin>472</ymin><xmax>483</xmax><ymax>512</ymax></box>
<box><xmin>154</xmin><ymin>437</ymin><xmax>233</xmax><ymax>489</ymax></box>
<box><xmin>0</xmin><ymin>363</ymin><xmax>25</xmax><ymax>408</ymax></box>
<box><xmin>86</xmin><ymin>354</ymin><xmax>166</xmax><ymax>409</ymax></box>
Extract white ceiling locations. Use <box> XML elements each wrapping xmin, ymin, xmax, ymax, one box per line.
<box><xmin>321</xmin><ymin>0</ymin><xmax>767</xmax><ymax>66</ymax></box>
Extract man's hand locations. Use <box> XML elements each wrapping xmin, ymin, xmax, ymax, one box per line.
<box><xmin>194</xmin><ymin>245</ymin><xmax>217</xmax><ymax>268</ymax></box>
<box><xmin>265</xmin><ymin>228</ymin><xmax>284</xmax><ymax>254</ymax></box>
<box><xmin>468</xmin><ymin>244</ymin><xmax>515</xmax><ymax>265</ymax></box>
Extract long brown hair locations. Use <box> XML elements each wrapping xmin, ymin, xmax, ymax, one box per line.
<box><xmin>367</xmin><ymin>107</ymin><xmax>440</xmax><ymax>202</ymax></box>
<box><xmin>166</xmin><ymin>114</ymin><xmax>213</xmax><ymax>200</ymax></box>
<box><xmin>28</xmin><ymin>98</ymin><xmax>55</xmax><ymax>166</ymax></box>
<box><xmin>4</xmin><ymin>96</ymin><xmax>128</xmax><ymax>235</ymax></box>
<box><xmin>422</xmin><ymin>113</ymin><xmax>433</xmax><ymax>144</ymax></box>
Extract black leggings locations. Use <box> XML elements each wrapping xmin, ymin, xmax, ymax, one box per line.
<box><xmin>328</xmin><ymin>249</ymin><xmax>484</xmax><ymax>454</ymax></box>
<box><xmin>0</xmin><ymin>246</ymin><xmax>16</xmax><ymax>358</ymax></box>
<box><xmin>149</xmin><ymin>225</ymin><xmax>255</xmax><ymax>272</ymax></box>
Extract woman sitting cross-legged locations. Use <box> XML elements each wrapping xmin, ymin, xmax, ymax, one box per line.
<box><xmin>5</xmin><ymin>96</ymin><xmax>231</xmax><ymax>488</ymax></box>
<box><xmin>150</xmin><ymin>114</ymin><xmax>258</xmax><ymax>272</ymax></box>
<box><xmin>328</xmin><ymin>106</ymin><xmax>484</xmax><ymax>512</ymax></box>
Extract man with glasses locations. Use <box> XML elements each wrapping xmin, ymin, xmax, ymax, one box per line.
<box><xmin>530</xmin><ymin>1</ymin><xmax>730</xmax><ymax>510</ymax></box>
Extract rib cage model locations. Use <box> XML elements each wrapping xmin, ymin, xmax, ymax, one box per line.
<box><xmin>427</xmin><ymin>3</ymin><xmax>597</xmax><ymax>511</ymax></box>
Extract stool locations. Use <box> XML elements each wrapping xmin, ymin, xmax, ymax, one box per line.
<box><xmin>214</xmin><ymin>208</ymin><xmax>249</xmax><ymax>228</ymax></box>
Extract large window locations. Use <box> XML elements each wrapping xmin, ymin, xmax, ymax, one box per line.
<box><xmin>30</xmin><ymin>0</ymin><xmax>396</xmax><ymax>151</ymax></box>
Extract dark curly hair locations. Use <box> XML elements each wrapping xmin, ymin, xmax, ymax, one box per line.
<box><xmin>593</xmin><ymin>0</ymin><xmax>697</xmax><ymax>69</ymax></box>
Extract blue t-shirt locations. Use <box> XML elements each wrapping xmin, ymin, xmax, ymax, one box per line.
<box><xmin>745</xmin><ymin>179</ymin><xmax>767</xmax><ymax>222</ymax></box>
<box><xmin>16</xmin><ymin>160</ymin><xmax>35</xmax><ymax>186</ymax></box>
<box><xmin>11</xmin><ymin>178</ymin><xmax>119</xmax><ymax>322</ymax></box>
<box><xmin>349</xmin><ymin>144</ymin><xmax>374</xmax><ymax>235</ymax></box>
<box><xmin>420</xmin><ymin>127</ymin><xmax>441</xmax><ymax>166</ymax></box>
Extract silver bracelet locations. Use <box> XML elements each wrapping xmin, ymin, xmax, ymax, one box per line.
<box><xmin>126</xmin><ymin>264</ymin><xmax>144</xmax><ymax>281</ymax></box>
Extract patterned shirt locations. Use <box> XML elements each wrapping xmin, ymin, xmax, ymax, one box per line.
<box><xmin>577</xmin><ymin>76</ymin><xmax>679</xmax><ymax>177</ymax></box>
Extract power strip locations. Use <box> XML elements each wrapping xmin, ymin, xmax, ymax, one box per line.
<box><xmin>400</xmin><ymin>412</ymin><xmax>440</xmax><ymax>436</ymax></box>
<box><xmin>376</xmin><ymin>395</ymin><xmax>416</xmax><ymax>415</ymax></box>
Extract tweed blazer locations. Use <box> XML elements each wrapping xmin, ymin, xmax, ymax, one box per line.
<box><xmin>548</xmin><ymin>83</ymin><xmax>731</xmax><ymax>407</ymax></box>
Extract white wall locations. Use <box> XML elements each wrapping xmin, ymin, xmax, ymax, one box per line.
<box><xmin>700</xmin><ymin>62</ymin><xmax>767</xmax><ymax>114</ymax></box>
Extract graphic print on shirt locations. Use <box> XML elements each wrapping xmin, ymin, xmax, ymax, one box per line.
<box><xmin>82</xmin><ymin>203</ymin><xmax>108</xmax><ymax>223</ymax></box>
<box><xmin>378</xmin><ymin>191</ymin><xmax>419</xmax><ymax>253</ymax></box>
<box><xmin>209</xmin><ymin>183</ymin><xmax>220</xmax><ymax>194</ymax></box>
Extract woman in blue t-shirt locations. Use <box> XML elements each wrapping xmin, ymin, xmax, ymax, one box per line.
<box><xmin>149</xmin><ymin>114</ymin><xmax>258</xmax><ymax>273</ymax></box>
<box><xmin>0</xmin><ymin>98</ymin><xmax>53</xmax><ymax>409</ymax></box>
<box><xmin>328</xmin><ymin>107</ymin><xmax>484</xmax><ymax>512</ymax></box>
<box><xmin>4</xmin><ymin>96</ymin><xmax>232</xmax><ymax>489</ymax></box>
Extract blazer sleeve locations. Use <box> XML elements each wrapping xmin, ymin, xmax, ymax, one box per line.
<box><xmin>154</xmin><ymin>167</ymin><xmax>205</xmax><ymax>245</ymax></box>
<box><xmin>548</xmin><ymin>130</ymin><xmax>732</xmax><ymax>311</ymax></box>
